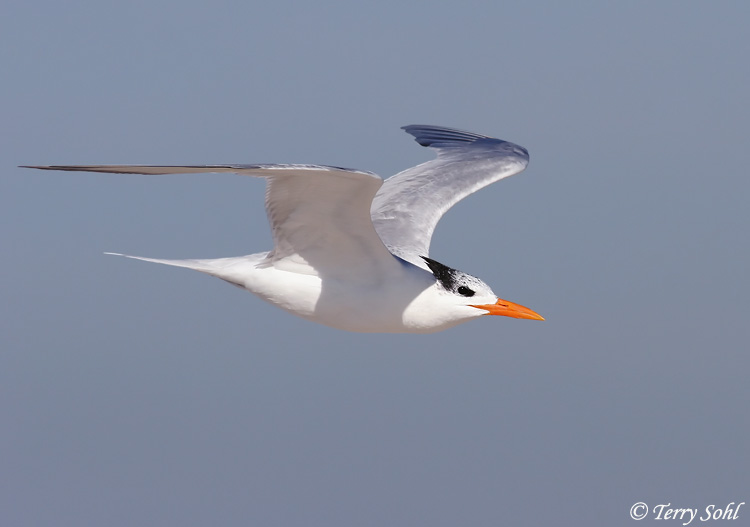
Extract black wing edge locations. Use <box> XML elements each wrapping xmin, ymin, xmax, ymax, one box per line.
<box><xmin>401</xmin><ymin>125</ymin><xmax>492</xmax><ymax>148</ymax></box>
<box><xmin>402</xmin><ymin>125</ymin><xmax>529</xmax><ymax>160</ymax></box>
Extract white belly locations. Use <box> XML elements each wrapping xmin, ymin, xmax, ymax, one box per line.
<box><xmin>239</xmin><ymin>262</ymin><xmax>441</xmax><ymax>333</ymax></box>
<box><xmin>131</xmin><ymin>252</ymin><xmax>479</xmax><ymax>334</ymax></box>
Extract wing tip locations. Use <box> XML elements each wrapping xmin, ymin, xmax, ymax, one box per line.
<box><xmin>20</xmin><ymin>165</ymin><xmax>123</xmax><ymax>173</ymax></box>
<box><xmin>401</xmin><ymin>124</ymin><xmax>529</xmax><ymax>160</ymax></box>
<box><xmin>401</xmin><ymin>124</ymin><xmax>490</xmax><ymax>148</ymax></box>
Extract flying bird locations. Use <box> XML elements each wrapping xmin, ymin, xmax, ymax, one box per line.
<box><xmin>23</xmin><ymin>125</ymin><xmax>543</xmax><ymax>333</ymax></box>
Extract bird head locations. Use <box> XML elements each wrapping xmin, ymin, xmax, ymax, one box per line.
<box><xmin>421</xmin><ymin>256</ymin><xmax>544</xmax><ymax>321</ymax></box>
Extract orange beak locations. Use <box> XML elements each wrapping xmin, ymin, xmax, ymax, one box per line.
<box><xmin>470</xmin><ymin>298</ymin><xmax>545</xmax><ymax>321</ymax></box>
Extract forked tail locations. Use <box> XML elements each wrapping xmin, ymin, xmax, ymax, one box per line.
<box><xmin>104</xmin><ymin>252</ymin><xmax>260</xmax><ymax>288</ymax></box>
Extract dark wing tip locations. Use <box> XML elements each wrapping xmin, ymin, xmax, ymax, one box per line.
<box><xmin>401</xmin><ymin>125</ymin><xmax>491</xmax><ymax>148</ymax></box>
<box><xmin>20</xmin><ymin>165</ymin><xmax>89</xmax><ymax>171</ymax></box>
<box><xmin>401</xmin><ymin>124</ymin><xmax>529</xmax><ymax>160</ymax></box>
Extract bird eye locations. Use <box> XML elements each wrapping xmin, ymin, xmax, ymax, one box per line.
<box><xmin>457</xmin><ymin>286</ymin><xmax>475</xmax><ymax>297</ymax></box>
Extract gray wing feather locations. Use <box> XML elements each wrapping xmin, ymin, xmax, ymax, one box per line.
<box><xmin>370</xmin><ymin>125</ymin><xmax>529</xmax><ymax>269</ymax></box>
<box><xmin>22</xmin><ymin>163</ymin><xmax>397</xmax><ymax>279</ymax></box>
<box><xmin>20</xmin><ymin>163</ymin><xmax>377</xmax><ymax>177</ymax></box>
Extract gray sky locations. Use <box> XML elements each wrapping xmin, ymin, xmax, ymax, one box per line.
<box><xmin>2</xmin><ymin>1</ymin><xmax>749</xmax><ymax>526</ymax></box>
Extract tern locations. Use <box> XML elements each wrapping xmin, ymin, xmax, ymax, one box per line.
<box><xmin>24</xmin><ymin>125</ymin><xmax>543</xmax><ymax>333</ymax></box>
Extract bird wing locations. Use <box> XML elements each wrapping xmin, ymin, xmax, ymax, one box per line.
<box><xmin>23</xmin><ymin>164</ymin><xmax>401</xmax><ymax>280</ymax></box>
<box><xmin>370</xmin><ymin>125</ymin><xmax>530</xmax><ymax>269</ymax></box>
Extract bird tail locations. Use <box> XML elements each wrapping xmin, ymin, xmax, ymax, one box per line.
<box><xmin>104</xmin><ymin>252</ymin><xmax>259</xmax><ymax>288</ymax></box>
<box><xmin>105</xmin><ymin>252</ymin><xmax>218</xmax><ymax>271</ymax></box>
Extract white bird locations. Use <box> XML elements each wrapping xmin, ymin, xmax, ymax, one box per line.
<box><xmin>23</xmin><ymin>125</ymin><xmax>543</xmax><ymax>333</ymax></box>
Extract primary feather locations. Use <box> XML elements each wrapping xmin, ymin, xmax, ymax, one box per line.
<box><xmin>370</xmin><ymin>125</ymin><xmax>529</xmax><ymax>268</ymax></box>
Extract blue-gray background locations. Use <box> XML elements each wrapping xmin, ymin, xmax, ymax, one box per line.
<box><xmin>2</xmin><ymin>2</ymin><xmax>748</xmax><ymax>526</ymax></box>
